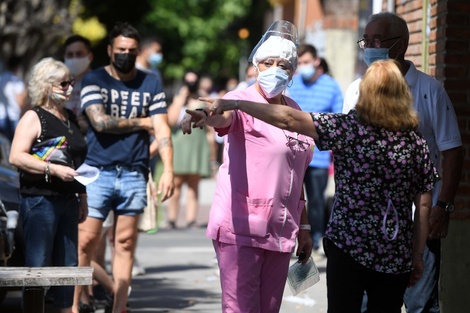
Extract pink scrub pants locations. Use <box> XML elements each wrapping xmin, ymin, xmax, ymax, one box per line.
<box><xmin>213</xmin><ymin>240</ymin><xmax>291</xmax><ymax>313</ymax></box>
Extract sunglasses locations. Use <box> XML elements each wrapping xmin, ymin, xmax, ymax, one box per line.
<box><xmin>285</xmin><ymin>134</ymin><xmax>311</xmax><ymax>152</ymax></box>
<box><xmin>56</xmin><ymin>80</ymin><xmax>75</xmax><ymax>88</ymax></box>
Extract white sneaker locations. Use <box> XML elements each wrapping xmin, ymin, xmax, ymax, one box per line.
<box><xmin>132</xmin><ymin>259</ymin><xmax>146</xmax><ymax>276</ymax></box>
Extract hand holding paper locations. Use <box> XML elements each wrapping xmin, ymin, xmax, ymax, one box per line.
<box><xmin>287</xmin><ymin>256</ymin><xmax>320</xmax><ymax>296</ymax></box>
<box><xmin>74</xmin><ymin>163</ymin><xmax>100</xmax><ymax>186</ymax></box>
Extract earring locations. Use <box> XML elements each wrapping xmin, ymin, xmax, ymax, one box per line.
<box><xmin>287</xmin><ymin>79</ymin><xmax>293</xmax><ymax>88</ymax></box>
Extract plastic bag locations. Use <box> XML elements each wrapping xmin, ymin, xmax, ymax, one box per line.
<box><xmin>287</xmin><ymin>256</ymin><xmax>320</xmax><ymax>296</ymax></box>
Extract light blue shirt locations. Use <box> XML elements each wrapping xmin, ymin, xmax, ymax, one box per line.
<box><xmin>288</xmin><ymin>73</ymin><xmax>344</xmax><ymax>168</ymax></box>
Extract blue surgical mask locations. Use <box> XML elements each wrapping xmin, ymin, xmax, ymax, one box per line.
<box><xmin>298</xmin><ymin>65</ymin><xmax>315</xmax><ymax>81</ymax></box>
<box><xmin>363</xmin><ymin>48</ymin><xmax>389</xmax><ymax>67</ymax></box>
<box><xmin>148</xmin><ymin>52</ymin><xmax>163</xmax><ymax>68</ymax></box>
<box><xmin>247</xmin><ymin>77</ymin><xmax>256</xmax><ymax>86</ymax></box>
<box><xmin>257</xmin><ymin>66</ymin><xmax>290</xmax><ymax>98</ymax></box>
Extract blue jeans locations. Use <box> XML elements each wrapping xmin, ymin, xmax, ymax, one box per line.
<box><xmin>87</xmin><ymin>165</ymin><xmax>147</xmax><ymax>219</ymax></box>
<box><xmin>403</xmin><ymin>239</ymin><xmax>441</xmax><ymax>313</ymax></box>
<box><xmin>20</xmin><ymin>194</ymin><xmax>79</xmax><ymax>308</ymax></box>
<box><xmin>304</xmin><ymin>167</ymin><xmax>329</xmax><ymax>250</ymax></box>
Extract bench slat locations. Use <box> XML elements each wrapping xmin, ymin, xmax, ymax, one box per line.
<box><xmin>0</xmin><ymin>267</ymin><xmax>93</xmax><ymax>287</ymax></box>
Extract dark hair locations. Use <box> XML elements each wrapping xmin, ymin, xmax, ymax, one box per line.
<box><xmin>140</xmin><ymin>36</ymin><xmax>162</xmax><ymax>50</ymax></box>
<box><xmin>7</xmin><ymin>55</ymin><xmax>22</xmax><ymax>70</ymax></box>
<box><xmin>108</xmin><ymin>22</ymin><xmax>140</xmax><ymax>46</ymax></box>
<box><xmin>319</xmin><ymin>57</ymin><xmax>329</xmax><ymax>74</ymax></box>
<box><xmin>64</xmin><ymin>35</ymin><xmax>92</xmax><ymax>52</ymax></box>
<box><xmin>298</xmin><ymin>44</ymin><xmax>317</xmax><ymax>58</ymax></box>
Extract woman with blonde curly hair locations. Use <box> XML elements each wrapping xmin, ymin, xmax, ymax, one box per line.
<box><xmin>9</xmin><ymin>57</ymin><xmax>88</xmax><ymax>313</ymax></box>
<box><xmin>185</xmin><ymin>59</ymin><xmax>440</xmax><ymax>313</ymax></box>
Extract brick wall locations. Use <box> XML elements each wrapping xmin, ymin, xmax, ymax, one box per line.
<box><xmin>396</xmin><ymin>0</ymin><xmax>470</xmax><ymax>219</ymax></box>
<box><xmin>323</xmin><ymin>0</ymin><xmax>359</xmax><ymax>29</ymax></box>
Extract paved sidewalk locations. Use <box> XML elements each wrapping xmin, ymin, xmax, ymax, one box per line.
<box><xmin>0</xmin><ymin>178</ymin><xmax>329</xmax><ymax>312</ymax></box>
<box><xmin>122</xmin><ymin>177</ymin><xmax>328</xmax><ymax>312</ymax></box>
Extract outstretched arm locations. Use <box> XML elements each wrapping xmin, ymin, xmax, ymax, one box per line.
<box><xmin>203</xmin><ymin>98</ymin><xmax>319</xmax><ymax>140</ymax></box>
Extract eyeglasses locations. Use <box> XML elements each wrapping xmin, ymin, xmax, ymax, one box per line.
<box><xmin>285</xmin><ymin>133</ymin><xmax>311</xmax><ymax>152</ymax></box>
<box><xmin>357</xmin><ymin>36</ymin><xmax>402</xmax><ymax>49</ymax></box>
<box><xmin>56</xmin><ymin>80</ymin><xmax>75</xmax><ymax>88</ymax></box>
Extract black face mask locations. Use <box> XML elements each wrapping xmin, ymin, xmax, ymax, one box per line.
<box><xmin>185</xmin><ymin>81</ymin><xmax>199</xmax><ymax>94</ymax></box>
<box><xmin>112</xmin><ymin>53</ymin><xmax>136</xmax><ymax>74</ymax></box>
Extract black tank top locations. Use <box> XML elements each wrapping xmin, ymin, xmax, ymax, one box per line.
<box><xmin>19</xmin><ymin>106</ymin><xmax>87</xmax><ymax>196</ymax></box>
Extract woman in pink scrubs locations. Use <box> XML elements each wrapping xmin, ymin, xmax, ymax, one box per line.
<box><xmin>181</xmin><ymin>21</ymin><xmax>313</xmax><ymax>313</ymax></box>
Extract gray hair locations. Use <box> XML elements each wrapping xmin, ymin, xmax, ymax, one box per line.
<box><xmin>28</xmin><ymin>57</ymin><xmax>71</xmax><ymax>107</ymax></box>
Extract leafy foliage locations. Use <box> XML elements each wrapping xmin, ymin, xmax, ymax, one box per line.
<box><xmin>0</xmin><ymin>0</ymin><xmax>81</xmax><ymax>77</ymax></box>
<box><xmin>1</xmin><ymin>0</ymin><xmax>271</xmax><ymax>88</ymax></box>
<box><xmin>140</xmin><ymin>0</ymin><xmax>251</xmax><ymax>82</ymax></box>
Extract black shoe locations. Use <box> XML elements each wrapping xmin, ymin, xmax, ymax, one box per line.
<box><xmin>186</xmin><ymin>221</ymin><xmax>197</xmax><ymax>229</ymax></box>
<box><xmin>79</xmin><ymin>302</ymin><xmax>95</xmax><ymax>313</ymax></box>
<box><xmin>104</xmin><ymin>294</ymin><xmax>114</xmax><ymax>313</ymax></box>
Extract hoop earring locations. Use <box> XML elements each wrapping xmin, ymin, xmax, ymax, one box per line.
<box><xmin>287</xmin><ymin>79</ymin><xmax>293</xmax><ymax>88</ymax></box>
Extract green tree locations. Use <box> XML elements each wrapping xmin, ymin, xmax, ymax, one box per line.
<box><xmin>0</xmin><ymin>0</ymin><xmax>81</xmax><ymax>77</ymax></box>
<box><xmin>141</xmin><ymin>0</ymin><xmax>251</xmax><ymax>81</ymax></box>
<box><xmin>80</xmin><ymin>0</ymin><xmax>270</xmax><ymax>86</ymax></box>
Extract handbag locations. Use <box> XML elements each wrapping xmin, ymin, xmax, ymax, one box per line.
<box><xmin>31</xmin><ymin>136</ymin><xmax>74</xmax><ymax>166</ymax></box>
<box><xmin>21</xmin><ymin>136</ymin><xmax>74</xmax><ymax>182</ymax></box>
<box><xmin>138</xmin><ymin>172</ymin><xmax>159</xmax><ymax>232</ymax></box>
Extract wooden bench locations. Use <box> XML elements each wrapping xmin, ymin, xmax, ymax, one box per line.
<box><xmin>0</xmin><ymin>266</ymin><xmax>93</xmax><ymax>313</ymax></box>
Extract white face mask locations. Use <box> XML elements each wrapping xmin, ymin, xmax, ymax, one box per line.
<box><xmin>65</xmin><ymin>56</ymin><xmax>91</xmax><ymax>76</ymax></box>
<box><xmin>50</xmin><ymin>86</ymin><xmax>73</xmax><ymax>106</ymax></box>
<box><xmin>257</xmin><ymin>67</ymin><xmax>290</xmax><ymax>98</ymax></box>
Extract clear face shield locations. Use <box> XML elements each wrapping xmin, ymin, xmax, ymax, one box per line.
<box><xmin>248</xmin><ymin>20</ymin><xmax>299</xmax><ymax>71</ymax></box>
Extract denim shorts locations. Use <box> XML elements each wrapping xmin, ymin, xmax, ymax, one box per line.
<box><xmin>20</xmin><ymin>194</ymin><xmax>79</xmax><ymax>308</ymax></box>
<box><xmin>87</xmin><ymin>165</ymin><xmax>147</xmax><ymax>220</ymax></box>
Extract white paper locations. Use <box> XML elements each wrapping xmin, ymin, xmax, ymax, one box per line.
<box><xmin>74</xmin><ymin>163</ymin><xmax>100</xmax><ymax>186</ymax></box>
<box><xmin>287</xmin><ymin>256</ymin><xmax>320</xmax><ymax>296</ymax></box>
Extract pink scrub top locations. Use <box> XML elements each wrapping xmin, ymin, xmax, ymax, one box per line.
<box><xmin>207</xmin><ymin>85</ymin><xmax>314</xmax><ymax>253</ymax></box>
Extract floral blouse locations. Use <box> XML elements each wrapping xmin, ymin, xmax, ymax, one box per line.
<box><xmin>312</xmin><ymin>110</ymin><xmax>439</xmax><ymax>274</ymax></box>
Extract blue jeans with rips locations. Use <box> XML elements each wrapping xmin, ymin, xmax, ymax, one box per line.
<box><xmin>20</xmin><ymin>194</ymin><xmax>79</xmax><ymax>309</ymax></box>
<box><xmin>304</xmin><ymin>167</ymin><xmax>329</xmax><ymax>250</ymax></box>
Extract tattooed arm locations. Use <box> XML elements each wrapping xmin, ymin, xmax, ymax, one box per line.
<box><xmin>151</xmin><ymin>113</ymin><xmax>174</xmax><ymax>202</ymax></box>
<box><xmin>85</xmin><ymin>104</ymin><xmax>153</xmax><ymax>134</ymax></box>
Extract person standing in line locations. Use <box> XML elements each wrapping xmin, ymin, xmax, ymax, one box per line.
<box><xmin>63</xmin><ymin>34</ymin><xmax>116</xmax><ymax>313</ymax></box>
<box><xmin>198</xmin><ymin>59</ymin><xmax>440</xmax><ymax>313</ymax></box>
<box><xmin>63</xmin><ymin>35</ymin><xmax>93</xmax><ymax>135</ymax></box>
<box><xmin>167</xmin><ymin>70</ymin><xmax>213</xmax><ymax>229</ymax></box>
<box><xmin>135</xmin><ymin>36</ymin><xmax>163</xmax><ymax>75</ymax></box>
<box><xmin>287</xmin><ymin>44</ymin><xmax>343</xmax><ymax>253</ymax></box>
<box><xmin>133</xmin><ymin>35</ymin><xmax>166</xmax><ymax>274</ymax></box>
<box><xmin>0</xmin><ymin>55</ymin><xmax>28</xmax><ymax>141</ymax></box>
<box><xmin>134</xmin><ymin>35</ymin><xmax>164</xmax><ymax>164</ymax></box>
<box><xmin>234</xmin><ymin>63</ymin><xmax>257</xmax><ymax>91</ymax></box>
<box><xmin>342</xmin><ymin>12</ymin><xmax>463</xmax><ymax>313</ymax></box>
<box><xmin>76</xmin><ymin>22</ymin><xmax>174</xmax><ymax>313</ymax></box>
<box><xmin>9</xmin><ymin>57</ymin><xmax>88</xmax><ymax>313</ymax></box>
<box><xmin>181</xmin><ymin>20</ymin><xmax>313</xmax><ymax>313</ymax></box>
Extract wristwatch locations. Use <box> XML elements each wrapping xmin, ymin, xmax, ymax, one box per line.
<box><xmin>436</xmin><ymin>200</ymin><xmax>455</xmax><ymax>213</ymax></box>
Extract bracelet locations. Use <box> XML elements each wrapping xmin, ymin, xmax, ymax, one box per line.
<box><xmin>299</xmin><ymin>224</ymin><xmax>311</xmax><ymax>231</ymax></box>
<box><xmin>234</xmin><ymin>100</ymin><xmax>239</xmax><ymax>110</ymax></box>
<box><xmin>195</xmin><ymin>108</ymin><xmax>208</xmax><ymax>117</ymax></box>
<box><xmin>45</xmin><ymin>162</ymin><xmax>50</xmax><ymax>183</ymax></box>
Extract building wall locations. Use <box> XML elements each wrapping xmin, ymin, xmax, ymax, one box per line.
<box><xmin>294</xmin><ymin>0</ymin><xmax>359</xmax><ymax>93</ymax></box>
<box><xmin>393</xmin><ymin>0</ymin><xmax>470</xmax><ymax>312</ymax></box>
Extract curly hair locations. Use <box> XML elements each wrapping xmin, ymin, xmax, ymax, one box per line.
<box><xmin>28</xmin><ymin>58</ymin><xmax>71</xmax><ymax>107</ymax></box>
<box><xmin>356</xmin><ymin>59</ymin><xmax>418</xmax><ymax>131</ymax></box>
